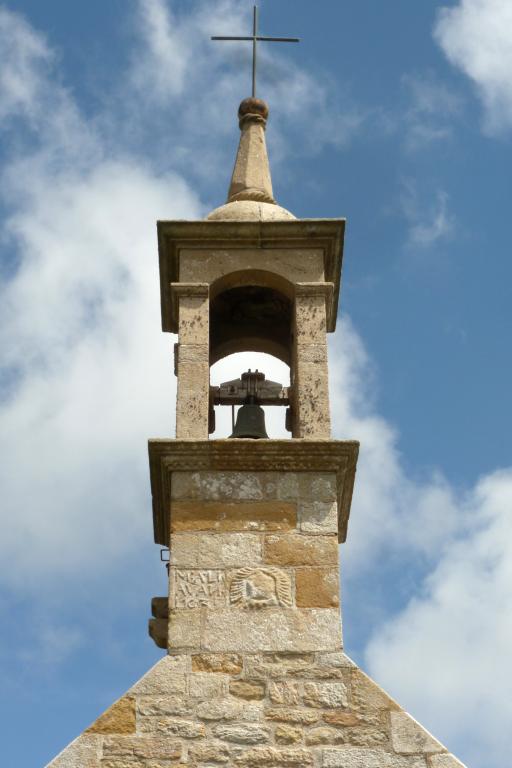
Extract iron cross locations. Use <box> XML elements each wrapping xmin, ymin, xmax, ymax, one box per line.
<box><xmin>212</xmin><ymin>5</ymin><xmax>300</xmax><ymax>98</ymax></box>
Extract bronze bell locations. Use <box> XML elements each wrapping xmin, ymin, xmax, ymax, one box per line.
<box><xmin>229</xmin><ymin>396</ymin><xmax>269</xmax><ymax>439</ymax></box>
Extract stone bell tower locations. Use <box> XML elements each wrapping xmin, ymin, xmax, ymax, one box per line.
<box><xmin>46</xmin><ymin>99</ymin><xmax>467</xmax><ymax>768</ymax></box>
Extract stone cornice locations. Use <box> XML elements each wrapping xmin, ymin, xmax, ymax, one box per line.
<box><xmin>157</xmin><ymin>219</ymin><xmax>345</xmax><ymax>335</ymax></box>
<box><xmin>148</xmin><ymin>438</ymin><xmax>359</xmax><ymax>547</ymax></box>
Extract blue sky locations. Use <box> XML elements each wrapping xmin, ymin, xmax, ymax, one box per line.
<box><xmin>0</xmin><ymin>1</ymin><xmax>511</xmax><ymax>766</ymax></box>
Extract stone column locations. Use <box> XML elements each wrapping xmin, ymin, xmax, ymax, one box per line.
<box><xmin>171</xmin><ymin>283</ymin><xmax>210</xmax><ymax>439</ymax></box>
<box><xmin>291</xmin><ymin>283</ymin><xmax>333</xmax><ymax>439</ymax></box>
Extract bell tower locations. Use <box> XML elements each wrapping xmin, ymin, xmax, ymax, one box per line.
<box><xmin>45</xmin><ymin>96</ymin><xmax>467</xmax><ymax>768</ymax></box>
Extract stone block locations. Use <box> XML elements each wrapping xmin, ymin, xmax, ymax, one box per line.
<box><xmin>148</xmin><ymin>617</ymin><xmax>167</xmax><ymax>649</ymax></box>
<box><xmin>233</xmin><ymin>746</ymin><xmax>314</xmax><ymax>766</ymax></box>
<box><xmin>46</xmin><ymin>735</ymin><xmax>102</xmax><ymax>768</ymax></box>
<box><xmin>229</xmin><ymin>680</ymin><xmax>266</xmax><ymax>700</ymax></box>
<box><xmin>189</xmin><ymin>672</ymin><xmax>229</xmax><ymax>699</ymax></box>
<box><xmin>274</xmin><ymin>724</ymin><xmax>303</xmax><ymax>744</ymax></box>
<box><xmin>228</xmin><ymin>567</ymin><xmax>293</xmax><ymax>609</ymax></box>
<box><xmin>130</xmin><ymin>659</ymin><xmax>188</xmax><ymax>695</ymax></box>
<box><xmin>192</xmin><ymin>653</ymin><xmax>243</xmax><ymax>675</ymax></box>
<box><xmin>139</xmin><ymin>717</ymin><xmax>205</xmax><ymax>739</ymax></box>
<box><xmin>188</xmin><ymin>741</ymin><xmax>231</xmax><ymax>763</ymax></box>
<box><xmin>316</xmin><ymin>652</ymin><xmax>355</xmax><ymax>669</ymax></box>
<box><xmin>268</xmin><ymin>681</ymin><xmax>301</xmax><ymax>706</ymax></box>
<box><xmin>244</xmin><ymin>653</ymin><xmax>314</xmax><ymax>680</ymax></box>
<box><xmin>303</xmin><ymin>681</ymin><xmax>348</xmax><ymax>709</ymax></box>
<box><xmin>296</xmin><ymin>343</ymin><xmax>328</xmax><ymax>363</ymax></box>
<box><xmin>86</xmin><ymin>696</ymin><xmax>135</xmax><ymax>735</ymax></box>
<box><xmin>295</xmin><ymin>568</ymin><xmax>339</xmax><ymax>608</ymax></box>
<box><xmin>170</xmin><ymin>568</ymin><xmax>227</xmax><ymax>609</ymax></box>
<box><xmin>322</xmin><ymin>748</ymin><xmax>427</xmax><ymax>767</ymax></box>
<box><xmin>177</xmin><ymin>294</ymin><xmax>209</xmax><ymax>344</ymax></box>
<box><xmin>176</xmin><ymin>342</ymin><xmax>209</xmax><ymax>363</ymax></box>
<box><xmin>264</xmin><ymin>534</ymin><xmax>338</xmax><ymax>566</ymax></box>
<box><xmin>171</xmin><ymin>472</ymin><xmax>276</xmax><ymax>501</ymax></box>
<box><xmin>196</xmin><ymin>699</ymin><xmax>243</xmax><ymax>721</ymax></box>
<box><xmin>299</xmin><ymin>501</ymin><xmax>338</xmax><ymax>534</ymax></box>
<box><xmin>264</xmin><ymin>708</ymin><xmax>320</xmax><ymax>725</ymax></box>
<box><xmin>323</xmin><ymin>711</ymin><xmax>361</xmax><ymax>727</ymax></box>
<box><xmin>203</xmin><ymin>608</ymin><xmax>342</xmax><ymax>652</ymax></box>
<box><xmin>137</xmin><ymin>696</ymin><xmax>192</xmax><ymax>717</ymax></box>
<box><xmin>212</xmin><ymin>724</ymin><xmax>271</xmax><ymax>744</ymax></box>
<box><xmin>172</xmin><ymin>501</ymin><xmax>296</xmax><ymax>533</ymax></box>
<box><xmin>351</xmin><ymin>668</ymin><xmax>400</xmax><ymax>713</ymax></box>
<box><xmin>429</xmin><ymin>755</ymin><xmax>467</xmax><ymax>768</ymax></box>
<box><xmin>102</xmin><ymin>735</ymin><xmax>182</xmax><ymax>759</ymax></box>
<box><xmin>171</xmin><ymin>532</ymin><xmax>262</xmax><ymax>568</ymax></box>
<box><xmin>167</xmin><ymin>609</ymin><xmax>201</xmax><ymax>650</ymax></box>
<box><xmin>306</xmin><ymin>726</ymin><xmax>345</xmax><ymax>745</ymax></box>
<box><xmin>390</xmin><ymin>712</ymin><xmax>444</xmax><ymax>754</ymax></box>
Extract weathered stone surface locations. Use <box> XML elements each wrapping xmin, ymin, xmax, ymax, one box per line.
<box><xmin>171</xmin><ymin>472</ymin><xmax>277</xmax><ymax>501</ymax></box>
<box><xmin>429</xmin><ymin>755</ymin><xmax>467</xmax><ymax>768</ymax></box>
<box><xmin>188</xmin><ymin>741</ymin><xmax>231</xmax><ymax>763</ymax></box>
<box><xmin>323</xmin><ymin>711</ymin><xmax>361</xmax><ymax>727</ymax></box>
<box><xmin>172</xmin><ymin>501</ymin><xmax>296</xmax><ymax>533</ymax></box>
<box><xmin>130</xmin><ymin>657</ymin><xmax>189</xmax><ymax>695</ymax></box>
<box><xmin>192</xmin><ymin>653</ymin><xmax>243</xmax><ymax>675</ymax></box>
<box><xmin>233</xmin><ymin>746</ymin><xmax>314</xmax><ymax>766</ymax></box>
<box><xmin>295</xmin><ymin>568</ymin><xmax>339</xmax><ymax>608</ymax></box>
<box><xmin>167</xmin><ymin>609</ymin><xmax>201</xmax><ymax>650</ymax></box>
<box><xmin>316</xmin><ymin>652</ymin><xmax>355</xmax><ymax>669</ymax></box>
<box><xmin>244</xmin><ymin>653</ymin><xmax>314</xmax><ymax>680</ymax></box>
<box><xmin>139</xmin><ymin>717</ymin><xmax>205</xmax><ymax>739</ymax></box>
<box><xmin>264</xmin><ymin>708</ymin><xmax>320</xmax><ymax>725</ymax></box>
<box><xmin>305</xmin><ymin>726</ymin><xmax>345</xmax><ymax>745</ymax></box>
<box><xmin>203</xmin><ymin>608</ymin><xmax>342</xmax><ymax>652</ymax></box>
<box><xmin>196</xmin><ymin>699</ymin><xmax>243</xmax><ymax>721</ymax></box>
<box><xmin>351</xmin><ymin>668</ymin><xmax>400</xmax><ymax>713</ymax></box>
<box><xmin>102</xmin><ymin>735</ymin><xmax>182</xmax><ymax>759</ymax></box>
<box><xmin>268</xmin><ymin>681</ymin><xmax>300</xmax><ymax>705</ymax></box>
<box><xmin>299</xmin><ymin>501</ymin><xmax>338</xmax><ymax>534</ymax></box>
<box><xmin>230</xmin><ymin>680</ymin><xmax>266</xmax><ymax>700</ymax></box>
<box><xmin>170</xmin><ymin>568</ymin><xmax>226</xmax><ymax>609</ymax></box>
<box><xmin>264</xmin><ymin>534</ymin><xmax>338</xmax><ymax>566</ymax></box>
<box><xmin>274</xmin><ymin>724</ymin><xmax>303</xmax><ymax>744</ymax></box>
<box><xmin>391</xmin><ymin>712</ymin><xmax>444</xmax><ymax>754</ymax></box>
<box><xmin>303</xmin><ymin>681</ymin><xmax>348</xmax><ymax>709</ymax></box>
<box><xmin>212</xmin><ymin>724</ymin><xmax>271</xmax><ymax>744</ymax></box>
<box><xmin>171</xmin><ymin>532</ymin><xmax>262</xmax><ymax>567</ymax></box>
<box><xmin>148</xmin><ymin>617</ymin><xmax>168</xmax><ymax>649</ymax></box>
<box><xmin>137</xmin><ymin>696</ymin><xmax>191</xmax><ymax>717</ymax></box>
<box><xmin>190</xmin><ymin>672</ymin><xmax>228</xmax><ymax>699</ymax></box>
<box><xmin>86</xmin><ymin>697</ymin><xmax>136</xmax><ymax>735</ymax></box>
<box><xmin>322</xmin><ymin>748</ymin><xmax>427</xmax><ymax>767</ymax></box>
<box><xmin>47</xmin><ymin>735</ymin><xmax>102</xmax><ymax>767</ymax></box>
<box><xmin>229</xmin><ymin>567</ymin><xmax>293</xmax><ymax>609</ymax></box>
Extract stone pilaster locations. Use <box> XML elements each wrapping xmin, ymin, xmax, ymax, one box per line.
<box><xmin>171</xmin><ymin>283</ymin><xmax>210</xmax><ymax>439</ymax></box>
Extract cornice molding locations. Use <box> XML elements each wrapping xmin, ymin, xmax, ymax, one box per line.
<box><xmin>148</xmin><ymin>438</ymin><xmax>359</xmax><ymax>547</ymax></box>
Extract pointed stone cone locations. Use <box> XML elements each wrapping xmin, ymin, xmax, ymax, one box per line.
<box><xmin>227</xmin><ymin>97</ymin><xmax>276</xmax><ymax>205</ymax></box>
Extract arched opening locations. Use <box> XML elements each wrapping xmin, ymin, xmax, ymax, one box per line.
<box><xmin>209</xmin><ymin>271</ymin><xmax>294</xmax><ymax>366</ymax></box>
<box><xmin>210</xmin><ymin>352</ymin><xmax>291</xmax><ymax>439</ymax></box>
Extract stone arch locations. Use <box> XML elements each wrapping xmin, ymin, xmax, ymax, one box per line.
<box><xmin>209</xmin><ymin>270</ymin><xmax>294</xmax><ymax>365</ymax></box>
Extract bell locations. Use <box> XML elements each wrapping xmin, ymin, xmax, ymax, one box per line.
<box><xmin>229</xmin><ymin>397</ymin><xmax>269</xmax><ymax>439</ymax></box>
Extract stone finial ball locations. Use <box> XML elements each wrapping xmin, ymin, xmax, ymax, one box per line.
<box><xmin>238</xmin><ymin>97</ymin><xmax>269</xmax><ymax>121</ymax></box>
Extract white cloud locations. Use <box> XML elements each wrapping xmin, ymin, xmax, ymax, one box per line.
<box><xmin>434</xmin><ymin>0</ymin><xmax>512</xmax><ymax>134</ymax></box>
<box><xmin>365</xmin><ymin>468</ymin><xmax>512</xmax><ymax>768</ymax></box>
<box><xmin>400</xmin><ymin>181</ymin><xmax>455</xmax><ymax>248</ymax></box>
<box><xmin>402</xmin><ymin>72</ymin><xmax>463</xmax><ymax>151</ymax></box>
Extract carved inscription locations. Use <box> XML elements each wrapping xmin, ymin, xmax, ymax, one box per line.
<box><xmin>230</xmin><ymin>567</ymin><xmax>293</xmax><ymax>609</ymax></box>
<box><xmin>172</xmin><ymin>570</ymin><xmax>226</xmax><ymax>609</ymax></box>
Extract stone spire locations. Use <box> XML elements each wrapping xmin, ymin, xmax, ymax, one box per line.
<box><xmin>227</xmin><ymin>97</ymin><xmax>275</xmax><ymax>204</ymax></box>
<box><xmin>207</xmin><ymin>97</ymin><xmax>295</xmax><ymax>221</ymax></box>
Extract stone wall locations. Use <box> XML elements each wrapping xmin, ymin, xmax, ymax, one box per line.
<box><xmin>152</xmin><ymin>470</ymin><xmax>342</xmax><ymax>654</ymax></box>
<box><xmin>46</xmin><ymin>653</ymin><xmax>466</xmax><ymax>767</ymax></box>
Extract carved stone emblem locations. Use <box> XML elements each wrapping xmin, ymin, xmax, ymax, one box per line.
<box><xmin>229</xmin><ymin>567</ymin><xmax>292</xmax><ymax>609</ymax></box>
<box><xmin>172</xmin><ymin>569</ymin><xmax>226</xmax><ymax>609</ymax></box>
